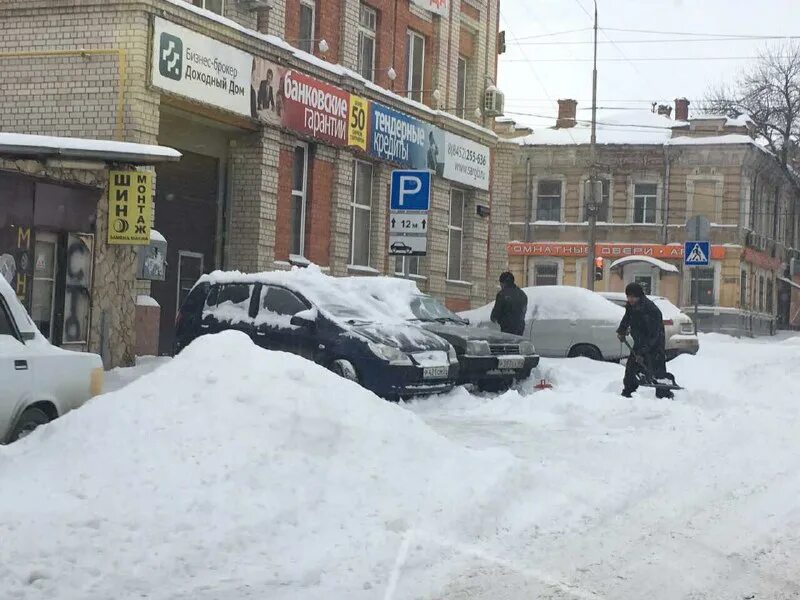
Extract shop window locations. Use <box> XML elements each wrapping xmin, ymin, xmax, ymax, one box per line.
<box><xmin>447</xmin><ymin>189</ymin><xmax>465</xmax><ymax>280</ymax></box>
<box><xmin>299</xmin><ymin>0</ymin><xmax>316</xmax><ymax>53</ymax></box>
<box><xmin>406</xmin><ymin>30</ymin><xmax>425</xmax><ymax>102</ymax></box>
<box><xmin>533</xmin><ymin>263</ymin><xmax>559</xmax><ymax>286</ymax></box>
<box><xmin>31</xmin><ymin>232</ymin><xmax>57</xmax><ymax>341</ymax></box>
<box><xmin>350</xmin><ymin>161</ymin><xmax>374</xmax><ymax>267</ymax></box>
<box><xmin>456</xmin><ymin>56</ymin><xmax>468</xmax><ymax>118</ymax></box>
<box><xmin>690</xmin><ymin>267</ymin><xmax>715</xmax><ymax>306</ymax></box>
<box><xmin>634</xmin><ymin>275</ymin><xmax>653</xmax><ymax>295</ymax></box>
<box><xmin>740</xmin><ymin>270</ymin><xmax>748</xmax><ymax>308</ymax></box>
<box><xmin>290</xmin><ymin>144</ymin><xmax>309</xmax><ymax>257</ymax></box>
<box><xmin>358</xmin><ymin>4</ymin><xmax>377</xmax><ymax>81</ymax></box>
<box><xmin>192</xmin><ymin>0</ymin><xmax>223</xmax><ymax>15</ymax></box>
<box><xmin>395</xmin><ymin>256</ymin><xmax>421</xmax><ymax>276</ymax></box>
<box><xmin>583</xmin><ymin>178</ymin><xmax>610</xmax><ymax>222</ymax></box>
<box><xmin>634</xmin><ymin>183</ymin><xmax>658</xmax><ymax>224</ymax></box>
<box><xmin>536</xmin><ymin>180</ymin><xmax>562</xmax><ymax>222</ymax></box>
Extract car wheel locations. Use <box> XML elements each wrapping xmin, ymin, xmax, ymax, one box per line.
<box><xmin>568</xmin><ymin>344</ymin><xmax>603</xmax><ymax>361</ymax></box>
<box><xmin>9</xmin><ymin>407</ymin><xmax>51</xmax><ymax>443</ymax></box>
<box><xmin>331</xmin><ymin>359</ymin><xmax>359</xmax><ymax>383</ymax></box>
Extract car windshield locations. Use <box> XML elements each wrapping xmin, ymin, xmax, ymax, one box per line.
<box><xmin>409</xmin><ymin>295</ymin><xmax>465</xmax><ymax>323</ymax></box>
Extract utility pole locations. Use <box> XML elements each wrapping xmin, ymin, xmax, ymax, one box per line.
<box><xmin>585</xmin><ymin>0</ymin><xmax>599</xmax><ymax>290</ymax></box>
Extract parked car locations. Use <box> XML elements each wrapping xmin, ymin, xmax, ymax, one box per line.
<box><xmin>461</xmin><ymin>286</ymin><xmax>629</xmax><ymax>361</ymax></box>
<box><xmin>348</xmin><ymin>277</ymin><xmax>540</xmax><ymax>392</ymax></box>
<box><xmin>0</xmin><ymin>276</ymin><xmax>104</xmax><ymax>443</ymax></box>
<box><xmin>174</xmin><ymin>269</ymin><xmax>460</xmax><ymax>400</ymax></box>
<box><xmin>600</xmin><ymin>292</ymin><xmax>700</xmax><ymax>360</ymax></box>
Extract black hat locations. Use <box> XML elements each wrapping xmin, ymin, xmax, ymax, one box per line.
<box><xmin>625</xmin><ymin>282</ymin><xmax>645</xmax><ymax>298</ymax></box>
<box><xmin>499</xmin><ymin>271</ymin><xmax>515</xmax><ymax>285</ymax></box>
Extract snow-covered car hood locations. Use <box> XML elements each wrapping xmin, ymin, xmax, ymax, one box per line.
<box><xmin>348</xmin><ymin>322</ymin><xmax>451</xmax><ymax>353</ymax></box>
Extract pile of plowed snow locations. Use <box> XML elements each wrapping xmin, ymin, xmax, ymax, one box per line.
<box><xmin>0</xmin><ymin>331</ymin><xmax>515</xmax><ymax>600</ymax></box>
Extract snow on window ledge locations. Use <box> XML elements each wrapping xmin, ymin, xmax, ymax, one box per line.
<box><xmin>347</xmin><ymin>264</ymin><xmax>381</xmax><ymax>275</ymax></box>
<box><xmin>394</xmin><ymin>273</ymin><xmax>428</xmax><ymax>282</ymax></box>
<box><xmin>136</xmin><ymin>294</ymin><xmax>160</xmax><ymax>308</ymax></box>
<box><xmin>446</xmin><ymin>279</ymin><xmax>473</xmax><ymax>287</ymax></box>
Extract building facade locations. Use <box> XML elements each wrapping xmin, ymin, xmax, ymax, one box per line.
<box><xmin>0</xmin><ymin>0</ymin><xmax>510</xmax><ymax>358</ymax></box>
<box><xmin>500</xmin><ymin>100</ymin><xmax>800</xmax><ymax>336</ymax></box>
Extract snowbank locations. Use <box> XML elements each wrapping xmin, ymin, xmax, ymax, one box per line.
<box><xmin>0</xmin><ymin>331</ymin><xmax>514</xmax><ymax>600</ymax></box>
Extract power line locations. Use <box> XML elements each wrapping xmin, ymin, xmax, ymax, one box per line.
<box><xmin>511</xmin><ymin>27</ymin><xmax>593</xmax><ymax>40</ymax></box>
<box><xmin>602</xmin><ymin>26</ymin><xmax>799</xmax><ymax>38</ymax></box>
<box><xmin>510</xmin><ymin>35</ymin><xmax>800</xmax><ymax>46</ymax></box>
<box><xmin>502</xmin><ymin>55</ymin><xmax>791</xmax><ymax>63</ymax></box>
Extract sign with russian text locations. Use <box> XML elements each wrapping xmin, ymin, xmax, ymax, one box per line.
<box><xmin>370</xmin><ymin>102</ymin><xmax>432</xmax><ymax>170</ymax></box>
<box><xmin>348</xmin><ymin>94</ymin><xmax>369</xmax><ymax>151</ymax></box>
<box><xmin>108</xmin><ymin>171</ymin><xmax>152</xmax><ymax>245</ymax></box>
<box><xmin>282</xmin><ymin>70</ymin><xmax>350</xmax><ymax>146</ymax></box>
<box><xmin>409</xmin><ymin>0</ymin><xmax>449</xmax><ymax>17</ymax></box>
<box><xmin>152</xmin><ymin>17</ymin><xmax>252</xmax><ymax>117</ymax></box>
<box><xmin>443</xmin><ymin>131</ymin><xmax>490</xmax><ymax>190</ymax></box>
<box><xmin>507</xmin><ymin>241</ymin><xmax>727</xmax><ymax>260</ymax></box>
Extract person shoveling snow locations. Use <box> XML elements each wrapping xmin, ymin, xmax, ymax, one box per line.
<box><xmin>616</xmin><ymin>282</ymin><xmax>681</xmax><ymax>399</ymax></box>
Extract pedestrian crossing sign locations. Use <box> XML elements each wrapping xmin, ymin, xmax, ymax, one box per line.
<box><xmin>684</xmin><ymin>241</ymin><xmax>710</xmax><ymax>266</ymax></box>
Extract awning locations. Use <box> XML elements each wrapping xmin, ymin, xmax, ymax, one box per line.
<box><xmin>778</xmin><ymin>276</ymin><xmax>800</xmax><ymax>291</ymax></box>
<box><xmin>609</xmin><ymin>255</ymin><xmax>680</xmax><ymax>273</ymax></box>
<box><xmin>0</xmin><ymin>133</ymin><xmax>181</xmax><ymax>165</ymax></box>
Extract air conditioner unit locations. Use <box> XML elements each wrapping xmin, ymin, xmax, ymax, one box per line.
<box><xmin>484</xmin><ymin>87</ymin><xmax>505</xmax><ymax>117</ymax></box>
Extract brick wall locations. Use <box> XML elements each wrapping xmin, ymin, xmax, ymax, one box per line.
<box><xmin>273</xmin><ymin>145</ymin><xmax>295</xmax><ymax>262</ymax></box>
<box><xmin>306</xmin><ymin>145</ymin><xmax>334</xmax><ymax>266</ymax></box>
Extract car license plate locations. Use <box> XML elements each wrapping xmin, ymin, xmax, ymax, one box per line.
<box><xmin>423</xmin><ymin>366</ymin><xmax>449</xmax><ymax>379</ymax></box>
<box><xmin>498</xmin><ymin>356</ymin><xmax>524</xmax><ymax>370</ymax></box>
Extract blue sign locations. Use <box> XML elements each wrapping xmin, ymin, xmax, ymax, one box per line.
<box><xmin>390</xmin><ymin>170</ymin><xmax>431</xmax><ymax>211</ymax></box>
<box><xmin>684</xmin><ymin>241</ymin><xmax>710</xmax><ymax>266</ymax></box>
<box><xmin>370</xmin><ymin>102</ymin><xmax>434</xmax><ymax>170</ymax></box>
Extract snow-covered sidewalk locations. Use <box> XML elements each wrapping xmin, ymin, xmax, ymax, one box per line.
<box><xmin>1</xmin><ymin>332</ymin><xmax>798</xmax><ymax>599</ymax></box>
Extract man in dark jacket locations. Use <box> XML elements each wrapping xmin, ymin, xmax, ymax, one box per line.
<box><xmin>617</xmin><ymin>282</ymin><xmax>673</xmax><ymax>399</ymax></box>
<box><xmin>490</xmin><ymin>272</ymin><xmax>528</xmax><ymax>336</ymax></box>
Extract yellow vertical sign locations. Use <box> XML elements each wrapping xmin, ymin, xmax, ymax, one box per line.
<box><xmin>108</xmin><ymin>170</ymin><xmax>153</xmax><ymax>245</ymax></box>
<box><xmin>348</xmin><ymin>94</ymin><xmax>369</xmax><ymax>151</ymax></box>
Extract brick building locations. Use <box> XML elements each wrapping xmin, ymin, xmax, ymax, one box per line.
<box><xmin>499</xmin><ymin>99</ymin><xmax>800</xmax><ymax>336</ymax></box>
<box><xmin>0</xmin><ymin>0</ymin><xmax>511</xmax><ymax>359</ymax></box>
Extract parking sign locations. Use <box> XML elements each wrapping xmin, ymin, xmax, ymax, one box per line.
<box><xmin>390</xmin><ymin>170</ymin><xmax>431</xmax><ymax>211</ymax></box>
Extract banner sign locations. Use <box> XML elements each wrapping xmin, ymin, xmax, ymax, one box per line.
<box><xmin>348</xmin><ymin>94</ymin><xmax>370</xmax><ymax>151</ymax></box>
<box><xmin>152</xmin><ymin>17</ymin><xmax>253</xmax><ymax>117</ymax></box>
<box><xmin>250</xmin><ymin>57</ymin><xmax>284</xmax><ymax>126</ymax></box>
<box><xmin>443</xmin><ymin>132</ymin><xmax>490</xmax><ymax>190</ymax></box>
<box><xmin>410</xmin><ymin>0</ymin><xmax>449</xmax><ymax>17</ymax></box>
<box><xmin>507</xmin><ymin>241</ymin><xmax>727</xmax><ymax>260</ymax></box>
<box><xmin>282</xmin><ymin>70</ymin><xmax>350</xmax><ymax>147</ymax></box>
<box><xmin>370</xmin><ymin>102</ymin><xmax>432</xmax><ymax>170</ymax></box>
<box><xmin>108</xmin><ymin>171</ymin><xmax>153</xmax><ymax>246</ymax></box>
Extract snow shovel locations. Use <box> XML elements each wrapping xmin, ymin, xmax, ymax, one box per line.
<box><xmin>623</xmin><ymin>340</ymin><xmax>683</xmax><ymax>391</ymax></box>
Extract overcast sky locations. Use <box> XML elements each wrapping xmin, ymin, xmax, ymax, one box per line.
<box><xmin>496</xmin><ymin>0</ymin><xmax>799</xmax><ymax>128</ymax></box>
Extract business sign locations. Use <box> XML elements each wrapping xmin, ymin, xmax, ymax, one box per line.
<box><xmin>742</xmin><ymin>247</ymin><xmax>783</xmax><ymax>271</ymax></box>
<box><xmin>409</xmin><ymin>0</ymin><xmax>449</xmax><ymax>17</ymax></box>
<box><xmin>108</xmin><ymin>171</ymin><xmax>153</xmax><ymax>245</ymax></box>
<box><xmin>348</xmin><ymin>94</ymin><xmax>369</xmax><ymax>151</ymax></box>
<box><xmin>684</xmin><ymin>241</ymin><xmax>710</xmax><ymax>267</ymax></box>
<box><xmin>152</xmin><ymin>17</ymin><xmax>252</xmax><ymax>116</ymax></box>
<box><xmin>371</xmin><ymin>103</ymin><xmax>432</xmax><ymax>170</ymax></box>
<box><xmin>282</xmin><ymin>69</ymin><xmax>350</xmax><ymax>146</ymax></box>
<box><xmin>443</xmin><ymin>131</ymin><xmax>490</xmax><ymax>190</ymax></box>
<box><xmin>389</xmin><ymin>170</ymin><xmax>430</xmax><ymax>257</ymax></box>
<box><xmin>507</xmin><ymin>241</ymin><xmax>727</xmax><ymax>260</ymax></box>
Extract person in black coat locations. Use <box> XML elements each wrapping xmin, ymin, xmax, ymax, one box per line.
<box><xmin>616</xmin><ymin>282</ymin><xmax>673</xmax><ymax>399</ymax></box>
<box><xmin>490</xmin><ymin>272</ymin><xmax>528</xmax><ymax>336</ymax></box>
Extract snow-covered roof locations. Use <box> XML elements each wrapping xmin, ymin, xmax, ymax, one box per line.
<box><xmin>609</xmin><ymin>255</ymin><xmax>680</xmax><ymax>273</ymax></box>
<box><xmin>665</xmin><ymin>134</ymin><xmax>760</xmax><ymax>147</ymax></box>
<box><xmin>682</xmin><ymin>113</ymin><xmax>754</xmax><ymax>128</ymax></box>
<box><xmin>163</xmin><ymin>0</ymin><xmax>496</xmax><ymax>140</ymax></box>
<box><xmin>0</xmin><ymin>133</ymin><xmax>181</xmax><ymax>164</ymax></box>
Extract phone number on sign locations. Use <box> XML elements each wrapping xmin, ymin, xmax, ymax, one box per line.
<box><xmin>447</xmin><ymin>143</ymin><xmax>487</xmax><ymax>166</ymax></box>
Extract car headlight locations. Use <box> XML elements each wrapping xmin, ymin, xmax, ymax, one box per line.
<box><xmin>518</xmin><ymin>341</ymin><xmax>536</xmax><ymax>356</ymax></box>
<box><xmin>465</xmin><ymin>340</ymin><xmax>491</xmax><ymax>356</ymax></box>
<box><xmin>447</xmin><ymin>346</ymin><xmax>459</xmax><ymax>364</ymax></box>
<box><xmin>368</xmin><ymin>342</ymin><xmax>412</xmax><ymax>365</ymax></box>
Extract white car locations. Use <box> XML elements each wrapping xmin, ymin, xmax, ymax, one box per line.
<box><xmin>462</xmin><ymin>286</ymin><xmax>629</xmax><ymax>361</ymax></box>
<box><xmin>0</xmin><ymin>276</ymin><xmax>103</xmax><ymax>443</ymax></box>
<box><xmin>600</xmin><ymin>292</ymin><xmax>700</xmax><ymax>360</ymax></box>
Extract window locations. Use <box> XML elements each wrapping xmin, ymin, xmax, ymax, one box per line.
<box><xmin>759</xmin><ymin>275</ymin><xmax>765</xmax><ymax>312</ymax></box>
<box><xmin>193</xmin><ymin>0</ymin><xmax>223</xmax><ymax>15</ymax></box>
<box><xmin>740</xmin><ymin>270</ymin><xmax>748</xmax><ymax>308</ymax></box>
<box><xmin>536</xmin><ymin>180</ymin><xmax>562</xmax><ymax>222</ymax></box>
<box><xmin>633</xmin><ymin>183</ymin><xmax>658</xmax><ymax>224</ymax></box>
<box><xmin>406</xmin><ymin>30</ymin><xmax>425</xmax><ymax>102</ymax></box>
<box><xmin>206</xmin><ymin>284</ymin><xmax>254</xmax><ymax>308</ymax></box>
<box><xmin>691</xmin><ymin>181</ymin><xmax>719</xmax><ymax>221</ymax></box>
<box><xmin>583</xmin><ymin>178</ymin><xmax>610</xmax><ymax>222</ymax></box>
<box><xmin>0</xmin><ymin>301</ymin><xmax>16</xmax><ymax>338</ymax></box>
<box><xmin>456</xmin><ymin>57</ymin><xmax>467</xmax><ymax>118</ymax></box>
<box><xmin>350</xmin><ymin>161</ymin><xmax>374</xmax><ymax>266</ymax></box>
<box><xmin>290</xmin><ymin>145</ymin><xmax>309</xmax><ymax>256</ymax></box>
<box><xmin>395</xmin><ymin>256</ymin><xmax>421</xmax><ymax>276</ymax></box>
<box><xmin>766</xmin><ymin>278</ymin><xmax>774</xmax><ymax>313</ymax></box>
<box><xmin>298</xmin><ymin>1</ymin><xmax>316</xmax><ymax>53</ymax></box>
<box><xmin>533</xmin><ymin>263</ymin><xmax>559</xmax><ymax>286</ymax></box>
<box><xmin>447</xmin><ymin>189</ymin><xmax>465</xmax><ymax>280</ymax></box>
<box><xmin>634</xmin><ymin>275</ymin><xmax>653</xmax><ymax>295</ymax></box>
<box><xmin>357</xmin><ymin>4</ymin><xmax>377</xmax><ymax>81</ymax></box>
<box><xmin>262</xmin><ymin>286</ymin><xmax>307</xmax><ymax>316</ymax></box>
<box><xmin>690</xmin><ymin>267</ymin><xmax>715</xmax><ymax>306</ymax></box>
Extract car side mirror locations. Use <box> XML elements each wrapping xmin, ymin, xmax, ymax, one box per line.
<box><xmin>290</xmin><ymin>307</ymin><xmax>318</xmax><ymax>328</ymax></box>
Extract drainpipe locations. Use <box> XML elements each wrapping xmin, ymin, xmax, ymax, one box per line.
<box><xmin>524</xmin><ymin>156</ymin><xmax>532</xmax><ymax>243</ymax></box>
<box><xmin>662</xmin><ymin>145</ymin><xmax>671</xmax><ymax>245</ymax></box>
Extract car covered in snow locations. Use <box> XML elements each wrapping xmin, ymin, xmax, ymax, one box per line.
<box><xmin>174</xmin><ymin>268</ymin><xmax>460</xmax><ymax>399</ymax></box>
<box><xmin>0</xmin><ymin>276</ymin><xmax>104</xmax><ymax>443</ymax></box>
<box><xmin>600</xmin><ymin>292</ymin><xmax>699</xmax><ymax>360</ymax></box>
<box><xmin>461</xmin><ymin>286</ymin><xmax>629</xmax><ymax>361</ymax></box>
<box><xmin>347</xmin><ymin>277</ymin><xmax>540</xmax><ymax>391</ymax></box>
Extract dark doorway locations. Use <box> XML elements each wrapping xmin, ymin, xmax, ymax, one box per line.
<box><xmin>152</xmin><ymin>150</ymin><xmax>220</xmax><ymax>354</ymax></box>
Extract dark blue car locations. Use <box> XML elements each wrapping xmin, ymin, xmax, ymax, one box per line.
<box><xmin>174</xmin><ymin>272</ymin><xmax>459</xmax><ymax>399</ymax></box>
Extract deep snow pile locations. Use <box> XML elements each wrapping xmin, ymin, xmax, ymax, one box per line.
<box><xmin>0</xmin><ymin>331</ymin><xmax>514</xmax><ymax>600</ymax></box>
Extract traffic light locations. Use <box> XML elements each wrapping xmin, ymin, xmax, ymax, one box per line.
<box><xmin>594</xmin><ymin>257</ymin><xmax>604</xmax><ymax>281</ymax></box>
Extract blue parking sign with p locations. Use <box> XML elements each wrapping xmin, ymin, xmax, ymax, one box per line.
<box><xmin>390</xmin><ymin>170</ymin><xmax>431</xmax><ymax>211</ymax></box>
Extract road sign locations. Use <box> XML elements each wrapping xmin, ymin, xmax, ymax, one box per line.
<box><xmin>390</xmin><ymin>170</ymin><xmax>431</xmax><ymax>211</ymax></box>
<box><xmin>388</xmin><ymin>234</ymin><xmax>427</xmax><ymax>256</ymax></box>
<box><xmin>390</xmin><ymin>212</ymin><xmax>427</xmax><ymax>234</ymax></box>
<box><xmin>684</xmin><ymin>241</ymin><xmax>710</xmax><ymax>267</ymax></box>
<box><xmin>686</xmin><ymin>215</ymin><xmax>711</xmax><ymax>241</ymax></box>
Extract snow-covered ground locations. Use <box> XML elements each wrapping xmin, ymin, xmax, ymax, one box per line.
<box><xmin>1</xmin><ymin>331</ymin><xmax>799</xmax><ymax>599</ymax></box>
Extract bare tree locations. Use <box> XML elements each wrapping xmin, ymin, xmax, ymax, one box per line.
<box><xmin>704</xmin><ymin>43</ymin><xmax>800</xmax><ymax>168</ymax></box>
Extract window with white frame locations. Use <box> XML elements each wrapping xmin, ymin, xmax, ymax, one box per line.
<box><xmin>690</xmin><ymin>267</ymin><xmax>715</xmax><ymax>306</ymax></box>
<box><xmin>533</xmin><ymin>262</ymin><xmax>559</xmax><ymax>286</ymax></box>
<box><xmin>536</xmin><ymin>180</ymin><xmax>562</xmax><ymax>222</ymax></box>
<box><xmin>193</xmin><ymin>0</ymin><xmax>223</xmax><ymax>15</ymax></box>
<box><xmin>290</xmin><ymin>144</ymin><xmax>308</xmax><ymax>257</ymax></box>
<box><xmin>406</xmin><ymin>30</ymin><xmax>425</xmax><ymax>102</ymax></box>
<box><xmin>350</xmin><ymin>161</ymin><xmax>374</xmax><ymax>266</ymax></box>
<box><xmin>298</xmin><ymin>0</ymin><xmax>316</xmax><ymax>53</ymax></box>
<box><xmin>395</xmin><ymin>256</ymin><xmax>421</xmax><ymax>276</ymax></box>
<box><xmin>447</xmin><ymin>189</ymin><xmax>466</xmax><ymax>280</ymax></box>
<box><xmin>456</xmin><ymin>56</ymin><xmax>468</xmax><ymax>118</ymax></box>
<box><xmin>582</xmin><ymin>178</ymin><xmax>610</xmax><ymax>222</ymax></box>
<box><xmin>633</xmin><ymin>183</ymin><xmax>658</xmax><ymax>224</ymax></box>
<box><xmin>357</xmin><ymin>4</ymin><xmax>377</xmax><ymax>81</ymax></box>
